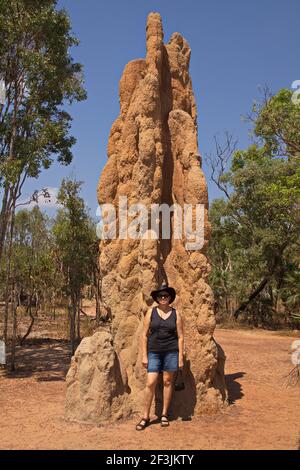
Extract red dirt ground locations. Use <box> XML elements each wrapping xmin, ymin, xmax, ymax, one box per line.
<box><xmin>0</xmin><ymin>328</ymin><xmax>299</xmax><ymax>450</ymax></box>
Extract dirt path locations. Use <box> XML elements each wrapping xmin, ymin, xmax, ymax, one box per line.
<box><xmin>0</xmin><ymin>329</ymin><xmax>299</xmax><ymax>450</ymax></box>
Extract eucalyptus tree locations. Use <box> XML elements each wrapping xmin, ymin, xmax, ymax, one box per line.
<box><xmin>0</xmin><ymin>0</ymin><xmax>86</xmax><ymax>266</ymax></box>
<box><xmin>53</xmin><ymin>179</ymin><xmax>97</xmax><ymax>355</ymax></box>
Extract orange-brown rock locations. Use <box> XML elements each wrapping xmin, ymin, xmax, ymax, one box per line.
<box><xmin>65</xmin><ymin>12</ymin><xmax>227</xmax><ymax>424</ymax></box>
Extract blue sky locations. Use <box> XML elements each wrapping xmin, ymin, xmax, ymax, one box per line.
<box><xmin>21</xmin><ymin>0</ymin><xmax>299</xmax><ymax>216</ymax></box>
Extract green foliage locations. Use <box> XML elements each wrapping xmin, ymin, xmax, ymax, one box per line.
<box><xmin>0</xmin><ymin>181</ymin><xmax>99</xmax><ymax>344</ymax></box>
<box><xmin>0</xmin><ymin>204</ymin><xmax>61</xmax><ymax>306</ymax></box>
<box><xmin>254</xmin><ymin>89</ymin><xmax>300</xmax><ymax>157</ymax></box>
<box><xmin>14</xmin><ymin>206</ymin><xmax>59</xmax><ymax>294</ymax></box>
<box><xmin>0</xmin><ymin>0</ymin><xmax>86</xmax><ymax>184</ymax></box>
<box><xmin>53</xmin><ymin>178</ymin><xmax>97</xmax><ymax>298</ymax></box>
<box><xmin>208</xmin><ymin>89</ymin><xmax>300</xmax><ymax>327</ymax></box>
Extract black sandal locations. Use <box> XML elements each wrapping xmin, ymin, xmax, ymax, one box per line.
<box><xmin>136</xmin><ymin>417</ymin><xmax>150</xmax><ymax>431</ymax></box>
<box><xmin>161</xmin><ymin>415</ymin><xmax>169</xmax><ymax>427</ymax></box>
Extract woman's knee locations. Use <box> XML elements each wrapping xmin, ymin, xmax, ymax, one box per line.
<box><xmin>146</xmin><ymin>378</ymin><xmax>158</xmax><ymax>390</ymax></box>
<box><xmin>163</xmin><ymin>378</ymin><xmax>172</xmax><ymax>388</ymax></box>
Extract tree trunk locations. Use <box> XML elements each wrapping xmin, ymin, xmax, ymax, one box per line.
<box><xmin>234</xmin><ymin>276</ymin><xmax>270</xmax><ymax>319</ymax></box>
<box><xmin>51</xmin><ymin>292</ymin><xmax>56</xmax><ymax>320</ymax></box>
<box><xmin>3</xmin><ymin>284</ymin><xmax>10</xmax><ymax>345</ymax></box>
<box><xmin>76</xmin><ymin>295</ymin><xmax>81</xmax><ymax>343</ymax></box>
<box><xmin>3</xmin><ymin>232</ymin><xmax>12</xmax><ymax>344</ymax></box>
<box><xmin>10</xmin><ymin>285</ymin><xmax>17</xmax><ymax>372</ymax></box>
<box><xmin>69</xmin><ymin>296</ymin><xmax>76</xmax><ymax>356</ymax></box>
<box><xmin>3</xmin><ymin>193</ymin><xmax>17</xmax><ymax>352</ymax></box>
<box><xmin>233</xmin><ymin>248</ymin><xmax>288</xmax><ymax>319</ymax></box>
<box><xmin>19</xmin><ymin>299</ymin><xmax>35</xmax><ymax>346</ymax></box>
<box><xmin>95</xmin><ymin>268</ymin><xmax>101</xmax><ymax>326</ymax></box>
<box><xmin>225</xmin><ymin>295</ymin><xmax>229</xmax><ymax>319</ymax></box>
<box><xmin>0</xmin><ymin>184</ymin><xmax>10</xmax><ymax>266</ymax></box>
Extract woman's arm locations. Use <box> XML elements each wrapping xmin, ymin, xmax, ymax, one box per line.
<box><xmin>142</xmin><ymin>308</ymin><xmax>152</xmax><ymax>368</ymax></box>
<box><xmin>176</xmin><ymin>310</ymin><xmax>184</xmax><ymax>369</ymax></box>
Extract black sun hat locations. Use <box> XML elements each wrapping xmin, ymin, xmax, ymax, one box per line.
<box><xmin>151</xmin><ymin>283</ymin><xmax>176</xmax><ymax>304</ymax></box>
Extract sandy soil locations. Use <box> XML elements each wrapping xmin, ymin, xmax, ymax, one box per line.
<box><xmin>0</xmin><ymin>328</ymin><xmax>299</xmax><ymax>450</ymax></box>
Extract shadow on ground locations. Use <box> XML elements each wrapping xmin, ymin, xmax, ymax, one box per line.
<box><xmin>5</xmin><ymin>339</ymin><xmax>71</xmax><ymax>381</ymax></box>
<box><xmin>225</xmin><ymin>372</ymin><xmax>246</xmax><ymax>404</ymax></box>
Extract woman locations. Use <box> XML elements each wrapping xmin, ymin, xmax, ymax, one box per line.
<box><xmin>136</xmin><ymin>283</ymin><xmax>184</xmax><ymax>430</ymax></box>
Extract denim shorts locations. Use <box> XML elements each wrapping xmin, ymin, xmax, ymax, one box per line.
<box><xmin>147</xmin><ymin>350</ymin><xmax>179</xmax><ymax>373</ymax></box>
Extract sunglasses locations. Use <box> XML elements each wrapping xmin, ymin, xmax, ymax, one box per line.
<box><xmin>157</xmin><ymin>293</ymin><xmax>170</xmax><ymax>299</ymax></box>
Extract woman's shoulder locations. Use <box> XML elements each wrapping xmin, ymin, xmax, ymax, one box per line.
<box><xmin>173</xmin><ymin>307</ymin><xmax>182</xmax><ymax>319</ymax></box>
<box><xmin>145</xmin><ymin>306</ymin><xmax>156</xmax><ymax>318</ymax></box>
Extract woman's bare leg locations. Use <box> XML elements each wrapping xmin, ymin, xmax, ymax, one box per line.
<box><xmin>162</xmin><ymin>371</ymin><xmax>175</xmax><ymax>416</ymax></box>
<box><xmin>142</xmin><ymin>372</ymin><xmax>159</xmax><ymax>419</ymax></box>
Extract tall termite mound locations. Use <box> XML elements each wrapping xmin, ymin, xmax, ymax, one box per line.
<box><xmin>65</xmin><ymin>12</ymin><xmax>227</xmax><ymax>424</ymax></box>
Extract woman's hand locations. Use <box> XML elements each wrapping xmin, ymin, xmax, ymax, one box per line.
<box><xmin>179</xmin><ymin>356</ymin><xmax>184</xmax><ymax>369</ymax></box>
<box><xmin>142</xmin><ymin>355</ymin><xmax>148</xmax><ymax>369</ymax></box>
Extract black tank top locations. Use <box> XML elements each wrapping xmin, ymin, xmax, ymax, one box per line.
<box><xmin>147</xmin><ymin>307</ymin><xmax>179</xmax><ymax>353</ymax></box>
